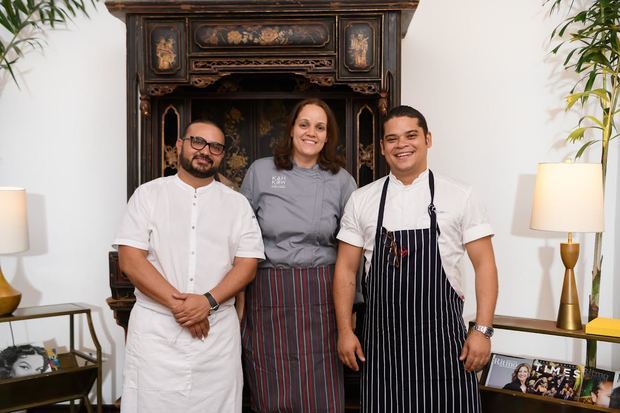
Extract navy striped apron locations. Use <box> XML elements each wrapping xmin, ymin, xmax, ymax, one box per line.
<box><xmin>361</xmin><ymin>171</ymin><xmax>481</xmax><ymax>413</ymax></box>
<box><xmin>242</xmin><ymin>265</ymin><xmax>345</xmax><ymax>413</ymax></box>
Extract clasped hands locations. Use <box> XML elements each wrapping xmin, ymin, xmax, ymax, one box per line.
<box><xmin>170</xmin><ymin>292</ymin><xmax>212</xmax><ymax>339</ymax></box>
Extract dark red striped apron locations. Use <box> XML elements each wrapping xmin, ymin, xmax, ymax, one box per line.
<box><xmin>361</xmin><ymin>171</ymin><xmax>481</xmax><ymax>413</ymax></box>
<box><xmin>242</xmin><ymin>265</ymin><xmax>344</xmax><ymax>412</ymax></box>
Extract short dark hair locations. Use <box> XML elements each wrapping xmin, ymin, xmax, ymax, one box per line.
<box><xmin>273</xmin><ymin>98</ymin><xmax>344</xmax><ymax>174</ymax></box>
<box><xmin>383</xmin><ymin>105</ymin><xmax>429</xmax><ymax>136</ymax></box>
<box><xmin>182</xmin><ymin>119</ymin><xmax>224</xmax><ymax>140</ymax></box>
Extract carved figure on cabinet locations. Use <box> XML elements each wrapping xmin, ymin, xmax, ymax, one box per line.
<box><xmin>156</xmin><ymin>37</ymin><xmax>176</xmax><ymax>70</ymax></box>
<box><xmin>350</xmin><ymin>32</ymin><xmax>369</xmax><ymax>68</ymax></box>
<box><xmin>163</xmin><ymin>145</ymin><xmax>178</xmax><ymax>176</ymax></box>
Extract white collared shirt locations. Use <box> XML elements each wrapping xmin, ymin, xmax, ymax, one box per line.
<box><xmin>113</xmin><ymin>175</ymin><xmax>265</xmax><ymax>314</ymax></box>
<box><xmin>337</xmin><ymin>169</ymin><xmax>493</xmax><ymax>298</ymax></box>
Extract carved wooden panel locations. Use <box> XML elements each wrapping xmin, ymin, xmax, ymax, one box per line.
<box><xmin>161</xmin><ymin>104</ymin><xmax>181</xmax><ymax>176</ymax></box>
<box><xmin>190</xmin><ymin>18</ymin><xmax>335</xmax><ymax>53</ymax></box>
<box><xmin>356</xmin><ymin>104</ymin><xmax>376</xmax><ymax>186</ymax></box>
<box><xmin>145</xmin><ymin>20</ymin><xmax>187</xmax><ymax>81</ymax></box>
<box><xmin>339</xmin><ymin>17</ymin><xmax>381</xmax><ymax>80</ymax></box>
<box><xmin>191</xmin><ymin>57</ymin><xmax>335</xmax><ymax>73</ymax></box>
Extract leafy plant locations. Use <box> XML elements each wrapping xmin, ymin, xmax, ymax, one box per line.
<box><xmin>547</xmin><ymin>0</ymin><xmax>619</xmax><ymax>367</ymax></box>
<box><xmin>0</xmin><ymin>0</ymin><xmax>96</xmax><ymax>87</ymax></box>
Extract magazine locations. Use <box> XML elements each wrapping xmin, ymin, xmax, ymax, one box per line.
<box><xmin>611</xmin><ymin>371</ymin><xmax>620</xmax><ymax>409</ymax></box>
<box><xmin>578</xmin><ymin>367</ymin><xmax>616</xmax><ymax>407</ymax></box>
<box><xmin>484</xmin><ymin>353</ymin><xmax>533</xmax><ymax>393</ymax></box>
<box><xmin>528</xmin><ymin>358</ymin><xmax>584</xmax><ymax>401</ymax></box>
<box><xmin>0</xmin><ymin>342</ymin><xmax>52</xmax><ymax>380</ymax></box>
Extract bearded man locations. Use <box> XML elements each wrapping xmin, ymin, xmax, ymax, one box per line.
<box><xmin>114</xmin><ymin>119</ymin><xmax>265</xmax><ymax>412</ymax></box>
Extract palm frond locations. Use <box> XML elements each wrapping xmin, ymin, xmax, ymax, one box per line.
<box><xmin>0</xmin><ymin>0</ymin><xmax>98</xmax><ymax>88</ymax></box>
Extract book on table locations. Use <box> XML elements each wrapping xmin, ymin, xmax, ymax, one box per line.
<box><xmin>585</xmin><ymin>317</ymin><xmax>620</xmax><ymax>338</ymax></box>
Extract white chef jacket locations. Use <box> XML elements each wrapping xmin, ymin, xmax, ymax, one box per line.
<box><xmin>113</xmin><ymin>175</ymin><xmax>265</xmax><ymax>413</ymax></box>
<box><xmin>113</xmin><ymin>174</ymin><xmax>265</xmax><ymax>313</ymax></box>
<box><xmin>337</xmin><ymin>169</ymin><xmax>493</xmax><ymax>298</ymax></box>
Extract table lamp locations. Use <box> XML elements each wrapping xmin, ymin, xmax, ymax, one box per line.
<box><xmin>530</xmin><ymin>162</ymin><xmax>604</xmax><ymax>330</ymax></box>
<box><xmin>0</xmin><ymin>187</ymin><xmax>29</xmax><ymax>315</ymax></box>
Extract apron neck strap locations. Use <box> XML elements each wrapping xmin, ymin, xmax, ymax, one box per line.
<box><xmin>428</xmin><ymin>170</ymin><xmax>440</xmax><ymax>236</ymax></box>
<box><xmin>375</xmin><ymin>177</ymin><xmax>390</xmax><ymax>237</ymax></box>
<box><xmin>375</xmin><ymin>170</ymin><xmax>439</xmax><ymax>238</ymax></box>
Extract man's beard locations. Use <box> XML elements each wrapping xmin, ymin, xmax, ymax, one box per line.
<box><xmin>179</xmin><ymin>152</ymin><xmax>219</xmax><ymax>179</ymax></box>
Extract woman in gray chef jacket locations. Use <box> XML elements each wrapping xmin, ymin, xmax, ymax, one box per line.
<box><xmin>241</xmin><ymin>98</ymin><xmax>356</xmax><ymax>413</ymax></box>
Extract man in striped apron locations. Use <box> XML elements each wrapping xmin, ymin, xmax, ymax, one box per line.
<box><xmin>334</xmin><ymin>106</ymin><xmax>498</xmax><ymax>412</ymax></box>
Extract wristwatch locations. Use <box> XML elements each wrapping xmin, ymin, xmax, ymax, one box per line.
<box><xmin>472</xmin><ymin>323</ymin><xmax>494</xmax><ymax>338</ymax></box>
<box><xmin>204</xmin><ymin>291</ymin><xmax>220</xmax><ymax>313</ymax></box>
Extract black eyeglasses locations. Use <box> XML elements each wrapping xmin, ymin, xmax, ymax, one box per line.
<box><xmin>183</xmin><ymin>136</ymin><xmax>225</xmax><ymax>155</ymax></box>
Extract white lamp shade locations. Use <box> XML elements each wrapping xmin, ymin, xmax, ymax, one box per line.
<box><xmin>530</xmin><ymin>163</ymin><xmax>604</xmax><ymax>233</ymax></box>
<box><xmin>0</xmin><ymin>187</ymin><xmax>30</xmax><ymax>254</ymax></box>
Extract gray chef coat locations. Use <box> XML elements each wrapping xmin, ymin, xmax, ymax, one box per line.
<box><xmin>241</xmin><ymin>157</ymin><xmax>356</xmax><ymax>268</ymax></box>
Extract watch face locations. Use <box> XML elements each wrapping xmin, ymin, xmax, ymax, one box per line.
<box><xmin>475</xmin><ymin>324</ymin><xmax>493</xmax><ymax>337</ymax></box>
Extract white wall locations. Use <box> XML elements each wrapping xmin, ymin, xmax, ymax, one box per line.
<box><xmin>0</xmin><ymin>2</ymin><xmax>127</xmax><ymax>402</ymax></box>
<box><xmin>0</xmin><ymin>1</ymin><xmax>617</xmax><ymax>404</ymax></box>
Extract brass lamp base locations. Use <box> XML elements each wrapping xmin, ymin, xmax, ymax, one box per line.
<box><xmin>0</xmin><ymin>265</ymin><xmax>21</xmax><ymax>316</ymax></box>
<box><xmin>556</xmin><ymin>241</ymin><xmax>582</xmax><ymax>331</ymax></box>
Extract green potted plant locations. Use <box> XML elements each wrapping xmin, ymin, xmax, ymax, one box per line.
<box><xmin>1</xmin><ymin>0</ymin><xmax>95</xmax><ymax>88</ymax></box>
<box><xmin>547</xmin><ymin>0</ymin><xmax>619</xmax><ymax>367</ymax></box>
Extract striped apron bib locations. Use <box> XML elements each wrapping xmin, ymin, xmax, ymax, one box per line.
<box><xmin>242</xmin><ymin>266</ymin><xmax>345</xmax><ymax>412</ymax></box>
<box><xmin>361</xmin><ymin>170</ymin><xmax>481</xmax><ymax>413</ymax></box>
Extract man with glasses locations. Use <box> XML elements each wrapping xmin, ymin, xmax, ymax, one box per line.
<box><xmin>114</xmin><ymin>119</ymin><xmax>265</xmax><ymax>413</ymax></box>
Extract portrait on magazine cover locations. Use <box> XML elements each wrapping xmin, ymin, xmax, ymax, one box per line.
<box><xmin>610</xmin><ymin>372</ymin><xmax>620</xmax><ymax>409</ymax></box>
<box><xmin>578</xmin><ymin>367</ymin><xmax>615</xmax><ymax>407</ymax></box>
<box><xmin>0</xmin><ymin>344</ymin><xmax>51</xmax><ymax>379</ymax></box>
<box><xmin>483</xmin><ymin>353</ymin><xmax>533</xmax><ymax>393</ymax></box>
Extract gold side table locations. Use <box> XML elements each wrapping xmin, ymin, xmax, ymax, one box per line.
<box><xmin>0</xmin><ymin>303</ymin><xmax>103</xmax><ymax>413</ymax></box>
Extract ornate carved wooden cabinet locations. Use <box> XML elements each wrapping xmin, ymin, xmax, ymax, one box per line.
<box><xmin>105</xmin><ymin>0</ymin><xmax>418</xmax><ymax>409</ymax></box>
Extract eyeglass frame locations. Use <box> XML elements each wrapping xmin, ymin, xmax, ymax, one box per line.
<box><xmin>181</xmin><ymin>135</ymin><xmax>226</xmax><ymax>155</ymax></box>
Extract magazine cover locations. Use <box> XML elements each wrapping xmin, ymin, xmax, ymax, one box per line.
<box><xmin>0</xmin><ymin>342</ymin><xmax>52</xmax><ymax>380</ymax></box>
<box><xmin>578</xmin><ymin>367</ymin><xmax>615</xmax><ymax>407</ymax></box>
<box><xmin>484</xmin><ymin>353</ymin><xmax>534</xmax><ymax>393</ymax></box>
<box><xmin>528</xmin><ymin>358</ymin><xmax>584</xmax><ymax>401</ymax></box>
<box><xmin>610</xmin><ymin>371</ymin><xmax>620</xmax><ymax>409</ymax></box>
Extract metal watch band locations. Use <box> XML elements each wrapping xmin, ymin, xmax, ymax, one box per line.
<box><xmin>472</xmin><ymin>323</ymin><xmax>494</xmax><ymax>338</ymax></box>
<box><xmin>204</xmin><ymin>291</ymin><xmax>220</xmax><ymax>312</ymax></box>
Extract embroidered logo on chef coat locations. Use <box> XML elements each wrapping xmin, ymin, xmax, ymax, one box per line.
<box><xmin>271</xmin><ymin>175</ymin><xmax>286</xmax><ymax>189</ymax></box>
